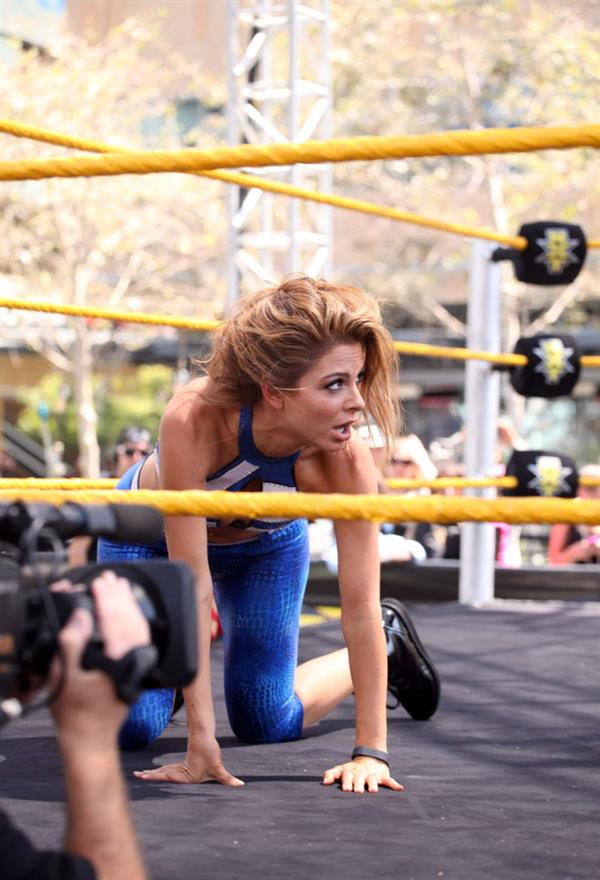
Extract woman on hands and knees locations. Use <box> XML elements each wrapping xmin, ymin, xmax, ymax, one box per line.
<box><xmin>97</xmin><ymin>275</ymin><xmax>441</xmax><ymax>794</ymax></box>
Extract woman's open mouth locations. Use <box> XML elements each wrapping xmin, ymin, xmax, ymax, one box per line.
<box><xmin>332</xmin><ymin>421</ymin><xmax>353</xmax><ymax>441</ymax></box>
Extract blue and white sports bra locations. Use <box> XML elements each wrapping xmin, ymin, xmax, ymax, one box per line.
<box><xmin>152</xmin><ymin>406</ymin><xmax>300</xmax><ymax>538</ymax></box>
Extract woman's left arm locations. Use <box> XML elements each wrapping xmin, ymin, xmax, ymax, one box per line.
<box><xmin>318</xmin><ymin>438</ymin><xmax>403</xmax><ymax>792</ymax></box>
<box><xmin>335</xmin><ymin>516</ymin><xmax>388</xmax><ymax>751</ymax></box>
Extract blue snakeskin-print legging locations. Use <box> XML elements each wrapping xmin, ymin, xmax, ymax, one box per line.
<box><xmin>97</xmin><ymin>463</ymin><xmax>309</xmax><ymax>749</ymax></box>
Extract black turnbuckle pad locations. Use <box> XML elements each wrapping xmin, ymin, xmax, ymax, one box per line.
<box><xmin>503</xmin><ymin>449</ymin><xmax>579</xmax><ymax>498</ymax></box>
<box><xmin>493</xmin><ymin>221</ymin><xmax>586</xmax><ymax>286</ymax></box>
<box><xmin>510</xmin><ymin>333</ymin><xmax>581</xmax><ymax>398</ymax></box>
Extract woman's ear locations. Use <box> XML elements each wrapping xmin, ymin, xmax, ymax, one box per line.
<box><xmin>261</xmin><ymin>383</ymin><xmax>284</xmax><ymax>410</ymax></box>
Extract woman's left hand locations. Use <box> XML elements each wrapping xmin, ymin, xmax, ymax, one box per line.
<box><xmin>322</xmin><ymin>757</ymin><xmax>404</xmax><ymax>793</ymax></box>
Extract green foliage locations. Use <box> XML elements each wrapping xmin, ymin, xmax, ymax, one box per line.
<box><xmin>16</xmin><ymin>364</ymin><xmax>173</xmax><ymax>467</ymax></box>
<box><xmin>96</xmin><ymin>365</ymin><xmax>173</xmax><ymax>449</ymax></box>
<box><xmin>17</xmin><ymin>373</ymin><xmax>78</xmax><ymax>460</ymax></box>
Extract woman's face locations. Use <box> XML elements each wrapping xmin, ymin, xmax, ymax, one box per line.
<box><xmin>286</xmin><ymin>342</ymin><xmax>367</xmax><ymax>451</ymax></box>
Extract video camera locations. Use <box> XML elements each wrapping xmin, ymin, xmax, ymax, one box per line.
<box><xmin>0</xmin><ymin>500</ymin><xmax>198</xmax><ymax>721</ymax></box>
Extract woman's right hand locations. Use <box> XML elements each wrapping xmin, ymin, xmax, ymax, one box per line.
<box><xmin>133</xmin><ymin>732</ymin><xmax>244</xmax><ymax>786</ymax></box>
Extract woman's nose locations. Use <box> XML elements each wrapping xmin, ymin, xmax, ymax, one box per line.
<box><xmin>348</xmin><ymin>384</ymin><xmax>365</xmax><ymax>411</ymax></box>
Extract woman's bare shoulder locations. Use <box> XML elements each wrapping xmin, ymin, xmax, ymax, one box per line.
<box><xmin>159</xmin><ymin>379</ymin><xmax>237</xmax><ymax>469</ymax></box>
<box><xmin>162</xmin><ymin>378</ymin><xmax>218</xmax><ymax>436</ymax></box>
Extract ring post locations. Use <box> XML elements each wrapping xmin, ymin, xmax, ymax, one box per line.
<box><xmin>459</xmin><ymin>241</ymin><xmax>502</xmax><ymax>606</ymax></box>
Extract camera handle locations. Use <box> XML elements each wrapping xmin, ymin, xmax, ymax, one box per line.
<box><xmin>81</xmin><ymin>643</ymin><xmax>159</xmax><ymax>704</ymax></box>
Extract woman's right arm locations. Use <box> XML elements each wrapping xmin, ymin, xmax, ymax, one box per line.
<box><xmin>133</xmin><ymin>398</ymin><xmax>243</xmax><ymax>786</ymax></box>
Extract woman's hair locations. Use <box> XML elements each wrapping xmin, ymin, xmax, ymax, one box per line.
<box><xmin>200</xmin><ymin>274</ymin><xmax>400</xmax><ymax>447</ymax></box>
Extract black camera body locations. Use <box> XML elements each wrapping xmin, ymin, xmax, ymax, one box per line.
<box><xmin>0</xmin><ymin>501</ymin><xmax>198</xmax><ymax>713</ymax></box>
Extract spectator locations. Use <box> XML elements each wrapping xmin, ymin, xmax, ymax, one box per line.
<box><xmin>0</xmin><ymin>449</ymin><xmax>19</xmax><ymax>477</ymax></box>
<box><xmin>548</xmin><ymin>464</ymin><xmax>600</xmax><ymax>564</ymax></box>
<box><xmin>430</xmin><ymin>460</ymin><xmax>464</xmax><ymax>560</ymax></box>
<box><xmin>435</xmin><ymin>460</ymin><xmax>521</xmax><ymax>566</ymax></box>
<box><xmin>382</xmin><ymin>433</ymin><xmax>441</xmax><ymax>559</ymax></box>
<box><xmin>429</xmin><ymin>416</ymin><xmax>525</xmax><ymax>469</ymax></box>
<box><xmin>68</xmin><ymin>426</ymin><xmax>152</xmax><ymax>567</ymax></box>
<box><xmin>110</xmin><ymin>426</ymin><xmax>153</xmax><ymax>480</ymax></box>
<box><xmin>387</xmin><ymin>433</ymin><xmax>438</xmax><ymax>484</ymax></box>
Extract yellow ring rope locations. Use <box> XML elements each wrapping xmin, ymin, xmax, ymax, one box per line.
<box><xmin>2</xmin><ymin>119</ymin><xmax>599</xmax><ymax>249</ymax></box>
<box><xmin>0</xmin><ymin>124</ymin><xmax>598</xmax><ymax>182</ymax></box>
<box><xmin>0</xmin><ymin>118</ymin><xmax>528</xmax><ymax>250</ymax></box>
<box><xmin>389</xmin><ymin>340</ymin><xmax>524</xmax><ymax>366</ymax></box>
<box><xmin>0</xmin><ymin>297</ymin><xmax>220</xmax><ymax>332</ymax></box>
<box><xmin>2</xmin><ymin>297</ymin><xmax>598</xmax><ymax>369</ymax></box>
<box><xmin>0</xmin><ymin>488</ymin><xmax>598</xmax><ymax>526</ymax></box>
<box><xmin>0</xmin><ymin>479</ymin><xmax>119</xmax><ymax>489</ymax></box>
<box><xmin>2</xmin><ymin>476</ymin><xmax>598</xmax><ymax>490</ymax></box>
<box><xmin>1</xmin><ymin>123</ymin><xmax>596</xmax><ymax>500</ymax></box>
<box><xmin>386</xmin><ymin>476</ymin><xmax>600</xmax><ymax>490</ymax></box>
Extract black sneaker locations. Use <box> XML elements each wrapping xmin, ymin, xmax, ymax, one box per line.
<box><xmin>381</xmin><ymin>597</ymin><xmax>441</xmax><ymax>720</ymax></box>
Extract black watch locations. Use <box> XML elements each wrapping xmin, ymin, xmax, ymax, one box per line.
<box><xmin>351</xmin><ymin>746</ymin><xmax>390</xmax><ymax>768</ymax></box>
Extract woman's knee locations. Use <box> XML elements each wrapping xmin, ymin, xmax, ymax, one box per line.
<box><xmin>227</xmin><ymin>694</ymin><xmax>303</xmax><ymax>744</ymax></box>
<box><xmin>118</xmin><ymin>689</ymin><xmax>174</xmax><ymax>750</ymax></box>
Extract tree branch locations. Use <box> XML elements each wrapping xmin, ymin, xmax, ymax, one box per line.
<box><xmin>524</xmin><ymin>283</ymin><xmax>585</xmax><ymax>336</ymax></box>
<box><xmin>18</xmin><ymin>325</ymin><xmax>73</xmax><ymax>372</ymax></box>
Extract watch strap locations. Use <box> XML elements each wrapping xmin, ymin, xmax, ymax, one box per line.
<box><xmin>351</xmin><ymin>746</ymin><xmax>390</xmax><ymax>768</ymax></box>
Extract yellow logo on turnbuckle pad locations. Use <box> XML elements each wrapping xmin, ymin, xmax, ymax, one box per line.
<box><xmin>535</xmin><ymin>228</ymin><xmax>579</xmax><ymax>275</ymax></box>
<box><xmin>527</xmin><ymin>455</ymin><xmax>572</xmax><ymax>497</ymax></box>
<box><xmin>532</xmin><ymin>337</ymin><xmax>575</xmax><ymax>386</ymax></box>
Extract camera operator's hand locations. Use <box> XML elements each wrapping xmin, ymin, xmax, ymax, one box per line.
<box><xmin>49</xmin><ymin>571</ymin><xmax>150</xmax><ymax>748</ymax></box>
<box><xmin>48</xmin><ymin>571</ymin><xmax>148</xmax><ymax>880</ymax></box>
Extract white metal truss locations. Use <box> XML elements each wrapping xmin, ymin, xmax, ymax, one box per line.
<box><xmin>226</xmin><ymin>0</ymin><xmax>332</xmax><ymax>305</ymax></box>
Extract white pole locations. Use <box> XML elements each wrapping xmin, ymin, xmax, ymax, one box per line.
<box><xmin>459</xmin><ymin>240</ymin><xmax>502</xmax><ymax>606</ymax></box>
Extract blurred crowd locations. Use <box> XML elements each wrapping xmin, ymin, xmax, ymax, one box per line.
<box><xmin>1</xmin><ymin>420</ymin><xmax>597</xmax><ymax>569</ymax></box>
<box><xmin>308</xmin><ymin>419</ymin><xmax>599</xmax><ymax>571</ymax></box>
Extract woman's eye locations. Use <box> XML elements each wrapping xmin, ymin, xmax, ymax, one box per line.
<box><xmin>326</xmin><ymin>373</ymin><xmax>364</xmax><ymax>391</ymax></box>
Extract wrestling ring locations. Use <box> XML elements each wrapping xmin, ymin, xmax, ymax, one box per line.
<box><xmin>1</xmin><ymin>118</ymin><xmax>599</xmax><ymax>880</ymax></box>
